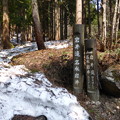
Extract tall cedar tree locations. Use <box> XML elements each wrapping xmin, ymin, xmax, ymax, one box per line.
<box><xmin>112</xmin><ymin>0</ymin><xmax>119</xmax><ymax>46</ymax></box>
<box><xmin>102</xmin><ymin>0</ymin><xmax>107</xmax><ymax>49</ymax></box>
<box><xmin>32</xmin><ymin>0</ymin><xmax>45</xmax><ymax>50</ymax></box>
<box><xmin>2</xmin><ymin>0</ymin><xmax>12</xmax><ymax>49</ymax></box>
<box><xmin>55</xmin><ymin>0</ymin><xmax>60</xmax><ymax>40</ymax></box>
<box><xmin>76</xmin><ymin>0</ymin><xmax>82</xmax><ymax>24</ymax></box>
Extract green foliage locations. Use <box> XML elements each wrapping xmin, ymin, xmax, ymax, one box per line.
<box><xmin>65</xmin><ymin>0</ymin><xmax>76</xmax><ymax>25</ymax></box>
<box><xmin>9</xmin><ymin>0</ymin><xmax>32</xmax><ymax>30</ymax></box>
<box><xmin>86</xmin><ymin>2</ymin><xmax>97</xmax><ymax>25</ymax></box>
<box><xmin>30</xmin><ymin>69</ymin><xmax>39</xmax><ymax>73</ymax></box>
<box><xmin>3</xmin><ymin>42</ymin><xmax>14</xmax><ymax>49</ymax></box>
<box><xmin>9</xmin><ymin>43</ymin><xmax>15</xmax><ymax>48</ymax></box>
<box><xmin>114</xmin><ymin>48</ymin><xmax>120</xmax><ymax>55</ymax></box>
<box><xmin>105</xmin><ymin>48</ymin><xmax>120</xmax><ymax>55</ymax></box>
<box><xmin>42</xmin><ymin>63</ymin><xmax>51</xmax><ymax>69</ymax></box>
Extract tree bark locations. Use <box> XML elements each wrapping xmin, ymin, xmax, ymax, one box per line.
<box><xmin>31</xmin><ymin>0</ymin><xmax>45</xmax><ymax>50</ymax></box>
<box><xmin>2</xmin><ymin>0</ymin><xmax>13</xmax><ymax>49</ymax></box>
<box><xmin>109</xmin><ymin>0</ymin><xmax>112</xmax><ymax>48</ymax></box>
<box><xmin>115</xmin><ymin>0</ymin><xmax>120</xmax><ymax>45</ymax></box>
<box><xmin>55</xmin><ymin>0</ymin><xmax>60</xmax><ymax>40</ymax></box>
<box><xmin>60</xmin><ymin>5</ymin><xmax>63</xmax><ymax>40</ymax></box>
<box><xmin>50</xmin><ymin>0</ymin><xmax>54</xmax><ymax>40</ymax></box>
<box><xmin>102</xmin><ymin>0</ymin><xmax>107</xmax><ymax>49</ymax></box>
<box><xmin>21</xmin><ymin>29</ymin><xmax>26</xmax><ymax>44</ymax></box>
<box><xmin>16</xmin><ymin>26</ymin><xmax>19</xmax><ymax>43</ymax></box>
<box><xmin>83</xmin><ymin>0</ymin><xmax>87</xmax><ymax>38</ymax></box>
<box><xmin>112</xmin><ymin>0</ymin><xmax>119</xmax><ymax>46</ymax></box>
<box><xmin>27</xmin><ymin>26</ymin><xmax>32</xmax><ymax>41</ymax></box>
<box><xmin>88</xmin><ymin>0</ymin><xmax>91</xmax><ymax>37</ymax></box>
<box><xmin>97</xmin><ymin>0</ymin><xmax>100</xmax><ymax>37</ymax></box>
<box><xmin>76</xmin><ymin>0</ymin><xmax>82</xmax><ymax>24</ymax></box>
<box><xmin>64</xmin><ymin>6</ymin><xmax>67</xmax><ymax>39</ymax></box>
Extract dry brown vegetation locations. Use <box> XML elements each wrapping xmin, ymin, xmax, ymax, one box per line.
<box><xmin>11</xmin><ymin>47</ymin><xmax>120</xmax><ymax>120</ymax></box>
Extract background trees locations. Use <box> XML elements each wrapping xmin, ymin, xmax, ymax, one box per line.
<box><xmin>0</xmin><ymin>0</ymin><xmax>119</xmax><ymax>50</ymax></box>
<box><xmin>76</xmin><ymin>0</ymin><xmax>82</xmax><ymax>24</ymax></box>
<box><xmin>32</xmin><ymin>0</ymin><xmax>45</xmax><ymax>50</ymax></box>
<box><xmin>2</xmin><ymin>0</ymin><xmax>12</xmax><ymax>49</ymax></box>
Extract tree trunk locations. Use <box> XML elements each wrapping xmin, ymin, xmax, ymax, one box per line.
<box><xmin>109</xmin><ymin>0</ymin><xmax>112</xmax><ymax>49</ymax></box>
<box><xmin>60</xmin><ymin>5</ymin><xmax>63</xmax><ymax>40</ymax></box>
<box><xmin>0</xmin><ymin>22</ymin><xmax>2</xmax><ymax>49</ymax></box>
<box><xmin>102</xmin><ymin>0</ymin><xmax>107</xmax><ymax>49</ymax></box>
<box><xmin>16</xmin><ymin>26</ymin><xmax>19</xmax><ymax>43</ymax></box>
<box><xmin>55</xmin><ymin>0</ymin><xmax>60</xmax><ymax>40</ymax></box>
<box><xmin>115</xmin><ymin>0</ymin><xmax>120</xmax><ymax>46</ymax></box>
<box><xmin>97</xmin><ymin>0</ymin><xmax>100</xmax><ymax>37</ymax></box>
<box><xmin>83</xmin><ymin>0</ymin><xmax>87</xmax><ymax>38</ymax></box>
<box><xmin>52</xmin><ymin>1</ymin><xmax>55</xmax><ymax>40</ymax></box>
<box><xmin>64</xmin><ymin>6</ymin><xmax>67</xmax><ymax>39</ymax></box>
<box><xmin>76</xmin><ymin>0</ymin><xmax>82</xmax><ymax>24</ymax></box>
<box><xmin>50</xmin><ymin>0</ymin><xmax>54</xmax><ymax>40</ymax></box>
<box><xmin>27</xmin><ymin>26</ymin><xmax>32</xmax><ymax>41</ymax></box>
<box><xmin>21</xmin><ymin>29</ymin><xmax>26</xmax><ymax>44</ymax></box>
<box><xmin>0</xmin><ymin>0</ymin><xmax>2</xmax><ymax>43</ymax></box>
<box><xmin>2</xmin><ymin>0</ymin><xmax>13</xmax><ymax>49</ymax></box>
<box><xmin>31</xmin><ymin>0</ymin><xmax>45</xmax><ymax>50</ymax></box>
<box><xmin>88</xmin><ymin>0</ymin><xmax>91</xmax><ymax>37</ymax></box>
<box><xmin>112</xmin><ymin>0</ymin><xmax>119</xmax><ymax>47</ymax></box>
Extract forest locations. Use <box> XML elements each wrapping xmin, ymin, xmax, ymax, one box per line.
<box><xmin>0</xmin><ymin>0</ymin><xmax>120</xmax><ymax>120</ymax></box>
<box><xmin>0</xmin><ymin>0</ymin><xmax>119</xmax><ymax>50</ymax></box>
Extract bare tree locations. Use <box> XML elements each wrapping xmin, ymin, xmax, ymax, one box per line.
<box><xmin>31</xmin><ymin>0</ymin><xmax>45</xmax><ymax>50</ymax></box>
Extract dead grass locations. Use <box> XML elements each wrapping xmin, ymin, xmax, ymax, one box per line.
<box><xmin>11</xmin><ymin>47</ymin><xmax>120</xmax><ymax>120</ymax></box>
<box><xmin>11</xmin><ymin>47</ymin><xmax>73</xmax><ymax>90</ymax></box>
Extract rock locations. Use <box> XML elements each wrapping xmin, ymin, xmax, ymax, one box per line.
<box><xmin>100</xmin><ymin>64</ymin><xmax>120</xmax><ymax>97</ymax></box>
<box><xmin>12</xmin><ymin>115</ymin><xmax>47</xmax><ymax>120</ymax></box>
<box><xmin>35</xmin><ymin>115</ymin><xmax>47</xmax><ymax>120</ymax></box>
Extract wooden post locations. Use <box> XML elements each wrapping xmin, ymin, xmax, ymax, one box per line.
<box><xmin>85</xmin><ymin>39</ymin><xmax>99</xmax><ymax>101</ymax></box>
<box><xmin>73</xmin><ymin>24</ymin><xmax>84</xmax><ymax>94</ymax></box>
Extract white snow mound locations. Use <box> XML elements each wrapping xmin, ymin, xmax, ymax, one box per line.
<box><xmin>0</xmin><ymin>64</ymin><xmax>90</xmax><ymax>120</ymax></box>
<box><xmin>0</xmin><ymin>41</ymin><xmax>90</xmax><ymax>120</ymax></box>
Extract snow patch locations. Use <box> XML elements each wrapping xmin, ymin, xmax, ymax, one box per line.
<box><xmin>0</xmin><ymin>41</ymin><xmax>90</xmax><ymax>120</ymax></box>
<box><xmin>0</xmin><ymin>64</ymin><xmax>90</xmax><ymax>120</ymax></box>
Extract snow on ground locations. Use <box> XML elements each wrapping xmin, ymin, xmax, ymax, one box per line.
<box><xmin>0</xmin><ymin>41</ymin><xmax>90</xmax><ymax>120</ymax></box>
<box><xmin>45</xmin><ymin>40</ymin><xmax>72</xmax><ymax>49</ymax></box>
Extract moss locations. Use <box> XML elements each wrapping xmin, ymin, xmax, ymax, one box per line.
<box><xmin>48</xmin><ymin>53</ymin><xmax>54</xmax><ymax>57</ymax></box>
<box><xmin>97</xmin><ymin>52</ymin><xmax>106</xmax><ymax>61</ymax></box>
<box><xmin>112</xmin><ymin>70</ymin><xmax>120</xmax><ymax>82</ymax></box>
<box><xmin>9</xmin><ymin>43</ymin><xmax>15</xmax><ymax>48</ymax></box>
<box><xmin>30</xmin><ymin>69</ymin><xmax>39</xmax><ymax>73</ymax></box>
<box><xmin>3</xmin><ymin>65</ymin><xmax>11</xmax><ymax>68</ymax></box>
<box><xmin>3</xmin><ymin>42</ymin><xmax>14</xmax><ymax>49</ymax></box>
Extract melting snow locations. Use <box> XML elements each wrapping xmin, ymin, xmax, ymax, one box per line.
<box><xmin>0</xmin><ymin>41</ymin><xmax>90</xmax><ymax>120</ymax></box>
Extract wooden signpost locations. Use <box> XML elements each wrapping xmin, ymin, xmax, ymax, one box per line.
<box><xmin>73</xmin><ymin>24</ymin><xmax>84</xmax><ymax>94</ymax></box>
<box><xmin>85</xmin><ymin>39</ymin><xmax>99</xmax><ymax>101</ymax></box>
<box><xmin>73</xmin><ymin>25</ymin><xmax>99</xmax><ymax>101</ymax></box>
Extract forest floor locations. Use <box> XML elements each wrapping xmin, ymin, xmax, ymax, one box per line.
<box><xmin>11</xmin><ymin>46</ymin><xmax>120</xmax><ymax>120</ymax></box>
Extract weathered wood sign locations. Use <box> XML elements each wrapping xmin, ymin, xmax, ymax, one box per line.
<box><xmin>85</xmin><ymin>39</ymin><xmax>99</xmax><ymax>101</ymax></box>
<box><xmin>73</xmin><ymin>24</ymin><xmax>84</xmax><ymax>94</ymax></box>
